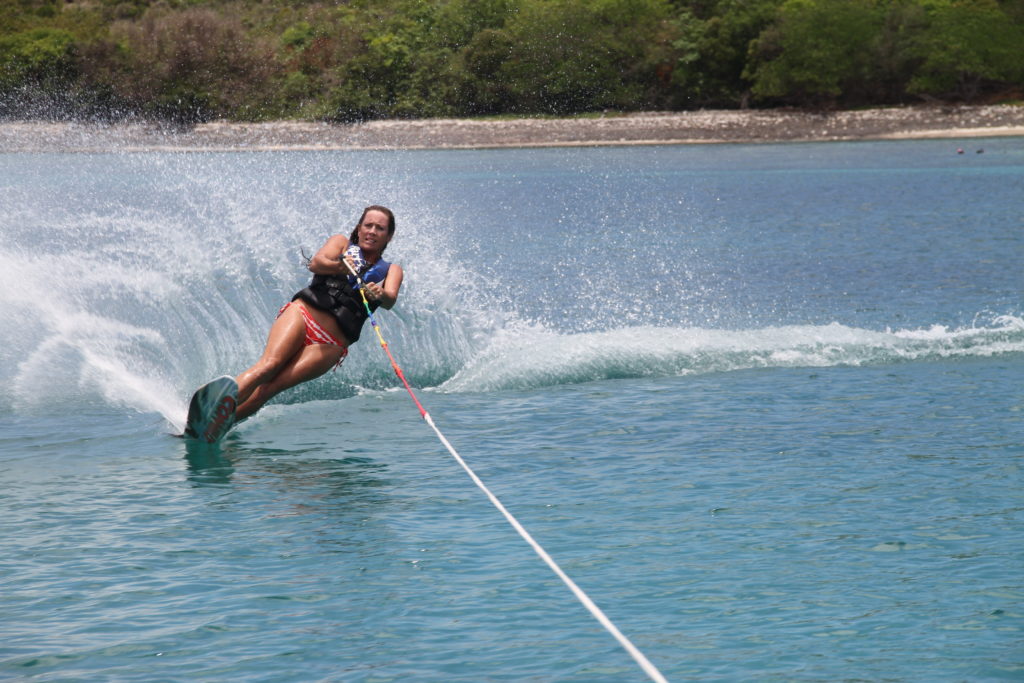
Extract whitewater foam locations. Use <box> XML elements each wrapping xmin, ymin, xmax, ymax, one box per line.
<box><xmin>437</xmin><ymin>317</ymin><xmax>1024</xmax><ymax>393</ymax></box>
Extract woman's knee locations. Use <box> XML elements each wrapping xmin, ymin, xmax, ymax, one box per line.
<box><xmin>249</xmin><ymin>355</ymin><xmax>290</xmax><ymax>383</ymax></box>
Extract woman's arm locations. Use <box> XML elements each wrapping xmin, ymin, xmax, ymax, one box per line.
<box><xmin>308</xmin><ymin>234</ymin><xmax>351</xmax><ymax>276</ymax></box>
<box><xmin>309</xmin><ymin>233</ymin><xmax>402</xmax><ymax>309</ymax></box>
<box><xmin>364</xmin><ymin>264</ymin><xmax>403</xmax><ymax>310</ymax></box>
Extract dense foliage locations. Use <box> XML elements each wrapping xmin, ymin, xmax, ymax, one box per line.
<box><xmin>1</xmin><ymin>0</ymin><xmax>1021</xmax><ymax>121</ymax></box>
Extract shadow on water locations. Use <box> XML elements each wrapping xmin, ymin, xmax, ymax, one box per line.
<box><xmin>183</xmin><ymin>438</ymin><xmax>236</xmax><ymax>486</ymax></box>
<box><xmin>182</xmin><ymin>432</ymin><xmax>394</xmax><ymax>515</ymax></box>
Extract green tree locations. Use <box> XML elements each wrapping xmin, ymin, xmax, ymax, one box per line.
<box><xmin>494</xmin><ymin>0</ymin><xmax>676</xmax><ymax>115</ymax></box>
<box><xmin>454</xmin><ymin>26</ymin><xmax>517</xmax><ymax>113</ymax></box>
<box><xmin>325</xmin><ymin>0</ymin><xmax>517</xmax><ymax>120</ymax></box>
<box><xmin>901</xmin><ymin>0</ymin><xmax>1024</xmax><ymax>100</ymax></box>
<box><xmin>746</xmin><ymin>0</ymin><xmax>883</xmax><ymax>106</ymax></box>
<box><xmin>670</xmin><ymin>0</ymin><xmax>782</xmax><ymax>107</ymax></box>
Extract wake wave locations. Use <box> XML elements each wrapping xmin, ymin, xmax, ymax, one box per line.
<box><xmin>3</xmin><ymin>152</ymin><xmax>1021</xmax><ymax>424</ymax></box>
<box><xmin>437</xmin><ymin>315</ymin><xmax>1024</xmax><ymax>393</ymax></box>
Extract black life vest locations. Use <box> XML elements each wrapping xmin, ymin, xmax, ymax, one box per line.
<box><xmin>292</xmin><ymin>248</ymin><xmax>391</xmax><ymax>344</ymax></box>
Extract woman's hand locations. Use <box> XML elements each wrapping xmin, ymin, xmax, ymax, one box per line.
<box><xmin>363</xmin><ymin>279</ymin><xmax>401</xmax><ymax>310</ymax></box>
<box><xmin>363</xmin><ymin>281</ymin><xmax>384</xmax><ymax>302</ymax></box>
<box><xmin>341</xmin><ymin>254</ymin><xmax>359</xmax><ymax>277</ymax></box>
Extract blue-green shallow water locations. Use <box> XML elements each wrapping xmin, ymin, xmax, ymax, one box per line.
<box><xmin>1</xmin><ymin>138</ymin><xmax>1022</xmax><ymax>681</ymax></box>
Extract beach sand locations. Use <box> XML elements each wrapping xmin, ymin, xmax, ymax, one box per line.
<box><xmin>2</xmin><ymin>105</ymin><xmax>1022</xmax><ymax>152</ymax></box>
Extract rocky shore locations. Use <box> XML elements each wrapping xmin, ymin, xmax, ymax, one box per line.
<box><xmin>2</xmin><ymin>105</ymin><xmax>1023</xmax><ymax>152</ymax></box>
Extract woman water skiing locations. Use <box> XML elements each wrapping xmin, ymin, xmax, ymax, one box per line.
<box><xmin>233</xmin><ymin>205</ymin><xmax>404</xmax><ymax>420</ymax></box>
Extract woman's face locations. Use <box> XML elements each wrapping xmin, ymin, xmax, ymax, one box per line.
<box><xmin>358</xmin><ymin>209</ymin><xmax>391</xmax><ymax>253</ymax></box>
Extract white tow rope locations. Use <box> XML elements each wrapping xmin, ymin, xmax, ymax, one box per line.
<box><xmin>422</xmin><ymin>414</ymin><xmax>669</xmax><ymax>683</ymax></box>
<box><xmin>346</xmin><ymin>254</ymin><xmax>668</xmax><ymax>682</ymax></box>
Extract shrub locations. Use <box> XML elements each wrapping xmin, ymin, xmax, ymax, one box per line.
<box><xmin>0</xmin><ymin>27</ymin><xmax>76</xmax><ymax>89</ymax></box>
<box><xmin>0</xmin><ymin>27</ymin><xmax>77</xmax><ymax>117</ymax></box>
<box><xmin>108</xmin><ymin>7</ymin><xmax>277</xmax><ymax>121</ymax></box>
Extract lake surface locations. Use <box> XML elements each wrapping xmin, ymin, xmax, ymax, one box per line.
<box><xmin>1</xmin><ymin>137</ymin><xmax>1022</xmax><ymax>681</ymax></box>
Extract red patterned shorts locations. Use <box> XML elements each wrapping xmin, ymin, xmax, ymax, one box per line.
<box><xmin>278</xmin><ymin>303</ymin><xmax>348</xmax><ymax>363</ymax></box>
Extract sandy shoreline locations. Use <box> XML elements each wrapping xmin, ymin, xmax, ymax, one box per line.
<box><xmin>2</xmin><ymin>105</ymin><xmax>1023</xmax><ymax>152</ymax></box>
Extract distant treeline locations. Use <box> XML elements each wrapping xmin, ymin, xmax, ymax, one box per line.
<box><xmin>2</xmin><ymin>0</ymin><xmax>1022</xmax><ymax>122</ymax></box>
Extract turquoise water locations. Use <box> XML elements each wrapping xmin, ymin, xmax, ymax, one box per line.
<box><xmin>1</xmin><ymin>139</ymin><xmax>1022</xmax><ymax>681</ymax></box>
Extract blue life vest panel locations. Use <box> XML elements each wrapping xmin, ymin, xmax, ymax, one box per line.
<box><xmin>344</xmin><ymin>244</ymin><xmax>389</xmax><ymax>287</ymax></box>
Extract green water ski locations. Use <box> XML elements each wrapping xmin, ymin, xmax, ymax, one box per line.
<box><xmin>183</xmin><ymin>375</ymin><xmax>238</xmax><ymax>444</ymax></box>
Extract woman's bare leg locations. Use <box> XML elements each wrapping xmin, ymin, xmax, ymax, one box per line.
<box><xmin>235</xmin><ymin>343</ymin><xmax>344</xmax><ymax>420</ymax></box>
<box><xmin>235</xmin><ymin>304</ymin><xmax>308</xmax><ymax>406</ymax></box>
